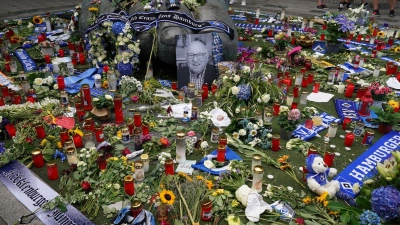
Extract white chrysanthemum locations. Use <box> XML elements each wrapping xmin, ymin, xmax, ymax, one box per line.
<box><xmin>231</xmin><ymin>86</ymin><xmax>239</xmax><ymax>95</ymax></box>
<box><xmin>28</xmin><ymin>22</ymin><xmax>34</xmax><ymax>28</ymax></box>
<box><xmin>113</xmin><ymin>183</ymin><xmax>120</xmax><ymax>190</ymax></box>
<box><xmin>119</xmin><ymin>41</ymin><xmax>125</xmax><ymax>46</ymax></box>
<box><xmin>257</xmin><ymin>98</ymin><xmax>262</xmax><ymax>103</ymax></box>
<box><xmin>34</xmin><ymin>78</ymin><xmax>43</xmax><ymax>86</ymax></box>
<box><xmin>352</xmin><ymin>182</ymin><xmax>360</xmax><ymax>194</ymax></box>
<box><xmin>233</xmin><ymin>75</ymin><xmax>240</xmax><ymax>83</ymax></box>
<box><xmin>93</xmin><ymin>98</ymin><xmax>99</xmax><ymax>102</ymax></box>
<box><xmin>256</xmin><ymin>47</ymin><xmax>262</xmax><ymax>52</ymax></box>
<box><xmin>253</xmin><ymin>124</ymin><xmax>259</xmax><ymax>130</ymax></box>
<box><xmin>123</xmin><ymin>37</ymin><xmax>129</xmax><ymax>43</ymax></box>
<box><xmin>261</xmin><ymin>94</ymin><xmax>270</xmax><ymax>103</ymax></box>
<box><xmin>238</xmin><ymin>129</ymin><xmax>246</xmax><ymax>136</ymax></box>
<box><xmin>105</xmin><ymin>95</ymin><xmax>112</xmax><ymax>100</ymax></box>
<box><xmin>242</xmin><ymin>66</ymin><xmax>251</xmax><ymax>74</ymax></box>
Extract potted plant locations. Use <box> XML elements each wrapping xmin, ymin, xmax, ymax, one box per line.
<box><xmin>368</xmin><ymin>82</ymin><xmax>392</xmax><ymax>107</ymax></box>
<box><xmin>371</xmin><ymin>106</ymin><xmax>400</xmax><ymax>134</ymax></box>
<box><xmin>274</xmin><ymin>32</ymin><xmax>291</xmax><ymax>51</ymax></box>
<box><xmin>325</xmin><ymin>20</ymin><xmax>346</xmax><ymax>54</ymax></box>
<box><xmin>91</xmin><ymin>94</ymin><xmax>114</xmax><ymax>121</ymax></box>
<box><xmin>277</xmin><ymin>106</ymin><xmax>302</xmax><ymax>140</ymax></box>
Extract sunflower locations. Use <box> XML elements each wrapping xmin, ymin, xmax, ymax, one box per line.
<box><xmin>159</xmin><ymin>189</ymin><xmax>176</xmax><ymax>205</ymax></box>
<box><xmin>196</xmin><ymin>175</ymin><xmax>204</xmax><ymax>180</ymax></box>
<box><xmin>11</xmin><ymin>35</ymin><xmax>22</xmax><ymax>43</ymax></box>
<box><xmin>377</xmin><ymin>31</ymin><xmax>385</xmax><ymax>37</ymax></box>
<box><xmin>323</xmin><ymin>200</ymin><xmax>329</xmax><ymax>207</ymax></box>
<box><xmin>302</xmin><ymin>196</ymin><xmax>311</xmax><ymax>204</ymax></box>
<box><xmin>32</xmin><ymin>16</ymin><xmax>43</xmax><ymax>24</ymax></box>
<box><xmin>178</xmin><ymin>172</ymin><xmax>193</xmax><ymax>182</ymax></box>
<box><xmin>394</xmin><ymin>47</ymin><xmax>400</xmax><ymax>53</ymax></box>
<box><xmin>205</xmin><ymin>180</ymin><xmax>214</xmax><ymax>190</ymax></box>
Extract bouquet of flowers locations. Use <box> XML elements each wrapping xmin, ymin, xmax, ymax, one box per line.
<box><xmin>368</xmin><ymin>82</ymin><xmax>392</xmax><ymax>101</ymax></box>
<box><xmin>274</xmin><ymin>32</ymin><xmax>291</xmax><ymax>51</ymax></box>
<box><xmin>215</xmin><ymin>65</ymin><xmax>282</xmax><ymax>117</ymax></box>
<box><xmin>92</xmin><ymin>94</ymin><xmax>114</xmax><ymax>119</ymax></box>
<box><xmin>231</xmin><ymin>118</ymin><xmax>272</xmax><ymax>150</ymax></box>
<box><xmin>277</xmin><ymin>106</ymin><xmax>302</xmax><ymax>132</ymax></box>
<box><xmin>118</xmin><ymin>75</ymin><xmax>143</xmax><ymax>98</ymax></box>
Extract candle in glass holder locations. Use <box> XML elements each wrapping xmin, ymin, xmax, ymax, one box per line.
<box><xmin>338</xmin><ymin>83</ymin><xmax>345</xmax><ymax>94</ymax></box>
<box><xmin>345</xmin><ymin>83</ymin><xmax>354</xmax><ymax>98</ymax></box>
<box><xmin>73</xmin><ymin>134</ymin><xmax>83</xmax><ymax>148</ymax></box>
<box><xmin>271</xmin><ymin>134</ymin><xmax>280</xmax><ymax>151</ymax></box>
<box><xmin>124</xmin><ymin>175</ymin><xmax>135</xmax><ymax>196</ymax></box>
<box><xmin>324</xmin><ymin>145</ymin><xmax>336</xmax><ymax>167</ymax></box>
<box><xmin>1</xmin><ymin>86</ymin><xmax>9</xmax><ymax>98</ymax></box>
<box><xmin>13</xmin><ymin>94</ymin><xmax>21</xmax><ymax>104</ymax></box>
<box><xmin>302</xmin><ymin>75</ymin><xmax>308</xmax><ymax>88</ymax></box>
<box><xmin>353</xmin><ymin>121</ymin><xmax>364</xmax><ymax>136</ymax></box>
<box><xmin>76</xmin><ymin>108</ymin><xmax>85</xmax><ymax>122</ymax></box>
<box><xmin>131</xmin><ymin>200</ymin><xmax>143</xmax><ymax>218</ymax></box>
<box><xmin>273</xmin><ymin>102</ymin><xmax>280</xmax><ymax>116</ymax></box>
<box><xmin>83</xmin><ymin>130</ymin><xmax>95</xmax><ymax>148</ymax></box>
<box><xmin>252</xmin><ymin>165</ymin><xmax>264</xmax><ymax>193</ymax></box>
<box><xmin>312</xmin><ymin>115</ymin><xmax>322</xmax><ymax>126</ymax></box>
<box><xmin>219</xmin><ymin>135</ymin><xmax>227</xmax><ymax>146</ymax></box>
<box><xmin>164</xmin><ymin>159</ymin><xmax>174</xmax><ymax>175</ymax></box>
<box><xmin>57</xmin><ymin>75</ymin><xmax>65</xmax><ymax>90</ymax></box>
<box><xmin>187</xmin><ymin>83</ymin><xmax>196</xmax><ymax>101</ymax></box>
<box><xmin>201</xmin><ymin>200</ymin><xmax>213</xmax><ymax>222</ymax></box>
<box><xmin>141</xmin><ymin>154</ymin><xmax>150</xmax><ymax>172</ymax></box>
<box><xmin>58</xmin><ymin>49</ymin><xmax>64</xmax><ymax>57</ymax></box>
<box><xmin>308</xmin><ymin>146</ymin><xmax>318</xmax><ymax>156</ymax></box>
<box><xmin>344</xmin><ymin>133</ymin><xmax>355</xmax><ymax>147</ymax></box>
<box><xmin>328</xmin><ymin>122</ymin><xmax>338</xmax><ymax>138</ymax></box>
<box><xmin>176</xmin><ymin>131</ymin><xmax>186</xmax><ymax>163</ymax></box>
<box><xmin>252</xmin><ymin>154</ymin><xmax>262</xmax><ymax>171</ymax></box>
<box><xmin>388</xmin><ymin>36</ymin><xmax>394</xmax><ymax>46</ymax></box>
<box><xmin>264</xmin><ymin>112</ymin><xmax>273</xmax><ymax>123</ymax></box>
<box><xmin>32</xmin><ymin>149</ymin><xmax>45</xmax><ymax>168</ymax></box>
<box><xmin>291</xmin><ymin>102</ymin><xmax>298</xmax><ymax>109</ymax></box>
<box><xmin>134</xmin><ymin>112</ymin><xmax>142</xmax><ymax>127</ymax></box>
<box><xmin>80</xmin><ymin>84</ymin><xmax>92</xmax><ymax>111</ymax></box>
<box><xmin>79</xmin><ymin>53</ymin><xmax>85</xmax><ymax>65</ymax></box>
<box><xmin>305</xmin><ymin>119</ymin><xmax>313</xmax><ymax>129</ymax></box>
<box><xmin>286</xmin><ymin>93</ymin><xmax>294</xmax><ymax>106</ymax></box>
<box><xmin>313</xmin><ymin>82</ymin><xmax>320</xmax><ymax>93</ymax></box>
<box><xmin>304</xmin><ymin>59</ymin><xmax>312</xmax><ymax>70</ymax></box>
<box><xmin>60</xmin><ymin>129</ymin><xmax>69</xmax><ymax>145</ymax></box>
<box><xmin>371</xmin><ymin>49</ymin><xmax>377</xmax><ymax>58</ymax></box>
<box><xmin>47</xmin><ymin>161</ymin><xmax>59</xmax><ymax>180</ymax></box>
<box><xmin>217</xmin><ymin>145</ymin><xmax>226</xmax><ymax>162</ymax></box>
<box><xmin>44</xmin><ymin>54</ymin><xmax>51</xmax><ymax>64</ymax></box>
<box><xmin>210</xmin><ymin>127</ymin><xmax>220</xmax><ymax>143</ymax></box>
<box><xmin>308</xmin><ymin>73</ymin><xmax>314</xmax><ymax>83</ymax></box>
<box><xmin>60</xmin><ymin>90</ymin><xmax>69</xmax><ymax>105</ymax></box>
<box><xmin>64</xmin><ymin>139</ymin><xmax>75</xmax><ymax>150</ymax></box>
<box><xmin>294</xmin><ymin>73</ymin><xmax>303</xmax><ymax>86</ymax></box>
<box><xmin>300</xmin><ymin>92</ymin><xmax>308</xmax><ymax>105</ymax></box>
<box><xmin>85</xmin><ymin>117</ymin><xmax>94</xmax><ymax>131</ymax></box>
<box><xmin>97</xmin><ymin>154</ymin><xmax>107</xmax><ymax>170</ymax></box>
<box><xmin>342</xmin><ymin>117</ymin><xmax>352</xmax><ymax>130</ymax></box>
<box><xmin>202</xmin><ymin>83</ymin><xmax>209</xmax><ymax>99</ymax></box>
<box><xmin>362</xmin><ymin>129</ymin><xmax>375</xmax><ymax>146</ymax></box>
<box><xmin>211</xmin><ymin>83</ymin><xmax>218</xmax><ymax>95</ymax></box>
<box><xmin>94</xmin><ymin>126</ymin><xmax>104</xmax><ymax>143</ymax></box>
<box><xmin>142</xmin><ymin>122</ymin><xmax>150</xmax><ymax>135</ymax></box>
<box><xmin>65</xmin><ymin>147</ymin><xmax>78</xmax><ymax>165</ymax></box>
<box><xmin>133</xmin><ymin>128</ymin><xmax>143</xmax><ymax>150</ymax></box>
<box><xmin>114</xmin><ymin>94</ymin><xmax>124</xmax><ymax>123</ymax></box>
<box><xmin>293</xmin><ymin>85</ymin><xmax>300</xmax><ymax>98</ymax></box>
<box><xmin>121</xmin><ymin>127</ymin><xmax>130</xmax><ymax>144</ymax></box>
<box><xmin>373</xmin><ymin>65</ymin><xmax>381</xmax><ymax>77</ymax></box>
<box><xmin>134</xmin><ymin>161</ymin><xmax>145</xmax><ymax>182</ymax></box>
<box><xmin>35</xmin><ymin>124</ymin><xmax>46</xmax><ymax>139</ymax></box>
<box><xmin>107</xmin><ymin>70</ymin><xmax>117</xmax><ymax>92</ymax></box>
<box><xmin>127</xmin><ymin>119</ymin><xmax>135</xmax><ymax>136</ymax></box>
<box><xmin>171</xmin><ymin>82</ymin><xmax>177</xmax><ymax>90</ymax></box>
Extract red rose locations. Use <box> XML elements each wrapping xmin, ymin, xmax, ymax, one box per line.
<box><xmin>122</xmin><ymin>148</ymin><xmax>131</xmax><ymax>156</ymax></box>
<box><xmin>81</xmin><ymin>181</ymin><xmax>91</xmax><ymax>191</ymax></box>
<box><xmin>25</xmin><ymin>137</ymin><xmax>33</xmax><ymax>144</ymax></box>
<box><xmin>295</xmin><ymin>217</ymin><xmax>305</xmax><ymax>225</ymax></box>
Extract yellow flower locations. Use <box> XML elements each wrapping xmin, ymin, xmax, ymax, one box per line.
<box><xmin>101</xmin><ymin>169</ymin><xmax>106</xmax><ymax>173</ymax></box>
<box><xmin>40</xmin><ymin>139</ymin><xmax>48</xmax><ymax>146</ymax></box>
<box><xmin>377</xmin><ymin>31</ymin><xmax>385</xmax><ymax>37</ymax></box>
<box><xmin>328</xmin><ymin>210</ymin><xmax>339</xmax><ymax>217</ymax></box>
<box><xmin>121</xmin><ymin>156</ymin><xmax>127</xmax><ymax>161</ymax></box>
<box><xmin>102</xmin><ymin>81</ymin><xmax>109</xmax><ymax>89</ymax></box>
<box><xmin>131</xmin><ymin>166</ymin><xmax>135</xmax><ymax>173</ymax></box>
<box><xmin>88</xmin><ymin>7</ymin><xmax>99</xmax><ymax>12</ymax></box>
<box><xmin>302</xmin><ymin>196</ymin><xmax>312</xmax><ymax>204</ymax></box>
<box><xmin>196</xmin><ymin>175</ymin><xmax>204</xmax><ymax>180</ymax></box>
<box><xmin>159</xmin><ymin>189</ymin><xmax>176</xmax><ymax>205</ymax></box>
<box><xmin>123</xmin><ymin>162</ymin><xmax>127</xmax><ymax>166</ymax></box>
<box><xmin>323</xmin><ymin>200</ymin><xmax>329</xmax><ymax>207</ymax></box>
<box><xmin>205</xmin><ymin>180</ymin><xmax>214</xmax><ymax>190</ymax></box>
<box><xmin>178</xmin><ymin>172</ymin><xmax>193</xmax><ymax>182</ymax></box>
<box><xmin>217</xmin><ymin>189</ymin><xmax>225</xmax><ymax>194</ymax></box>
<box><xmin>149</xmin><ymin>121</ymin><xmax>156</xmax><ymax>128</ymax></box>
<box><xmin>227</xmin><ymin>215</ymin><xmax>241</xmax><ymax>225</ymax></box>
<box><xmin>388</xmin><ymin>100</ymin><xmax>399</xmax><ymax>109</ymax></box>
<box><xmin>32</xmin><ymin>16</ymin><xmax>42</xmax><ymax>24</ymax></box>
<box><xmin>117</xmin><ymin>130</ymin><xmax>122</xmax><ymax>138</ymax></box>
<box><xmin>57</xmin><ymin>141</ymin><xmax>62</xmax><ymax>149</ymax></box>
<box><xmin>211</xmin><ymin>192</ymin><xmax>218</xmax><ymax>196</ymax></box>
<box><xmin>394</xmin><ymin>47</ymin><xmax>400</xmax><ymax>53</ymax></box>
<box><xmin>316</xmin><ymin>191</ymin><xmax>329</xmax><ymax>203</ymax></box>
<box><xmin>113</xmin><ymin>157</ymin><xmax>118</xmax><ymax>161</ymax></box>
<box><xmin>74</xmin><ymin>127</ymin><xmax>84</xmax><ymax>137</ymax></box>
<box><xmin>231</xmin><ymin>200</ymin><xmax>239</xmax><ymax>207</ymax></box>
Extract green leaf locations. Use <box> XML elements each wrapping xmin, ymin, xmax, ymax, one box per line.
<box><xmin>304</xmin><ymin>220</ymin><xmax>322</xmax><ymax>225</ymax></box>
<box><xmin>355</xmin><ymin>197</ymin><xmax>372</xmax><ymax>209</ymax></box>
<box><xmin>340</xmin><ymin>212</ymin><xmax>351</xmax><ymax>224</ymax></box>
<box><xmin>217</xmin><ymin>197</ymin><xmax>223</xmax><ymax>207</ymax></box>
<box><xmin>209</xmin><ymin>196</ymin><xmax>215</xmax><ymax>201</ymax></box>
<box><xmin>298</xmin><ymin>212</ymin><xmax>319</xmax><ymax>220</ymax></box>
<box><xmin>58</xmin><ymin>204</ymin><xmax>67</xmax><ymax>212</ymax></box>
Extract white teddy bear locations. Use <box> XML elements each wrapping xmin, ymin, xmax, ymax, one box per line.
<box><xmin>305</xmin><ymin>154</ymin><xmax>340</xmax><ymax>197</ymax></box>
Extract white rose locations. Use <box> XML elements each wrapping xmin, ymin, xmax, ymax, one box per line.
<box><xmin>257</xmin><ymin>47</ymin><xmax>262</xmax><ymax>52</ymax></box>
<box><xmin>204</xmin><ymin>160</ymin><xmax>215</xmax><ymax>169</ymax></box>
<box><xmin>238</xmin><ymin>129</ymin><xmax>246</xmax><ymax>136</ymax></box>
<box><xmin>257</xmin><ymin>98</ymin><xmax>262</xmax><ymax>103</ymax></box>
<box><xmin>233</xmin><ymin>75</ymin><xmax>240</xmax><ymax>83</ymax></box>
<box><xmin>253</xmin><ymin>124</ymin><xmax>259</xmax><ymax>130</ymax></box>
<box><xmin>53</xmin><ymin>84</ymin><xmax>58</xmax><ymax>90</ymax></box>
<box><xmin>77</xmin><ymin>161</ymin><xmax>84</xmax><ymax>167</ymax></box>
<box><xmin>119</xmin><ymin>41</ymin><xmax>125</xmax><ymax>46</ymax></box>
<box><xmin>28</xmin><ymin>22</ymin><xmax>34</xmax><ymax>28</ymax></box>
<box><xmin>352</xmin><ymin>182</ymin><xmax>360</xmax><ymax>194</ymax></box>
<box><xmin>113</xmin><ymin>183</ymin><xmax>120</xmax><ymax>190</ymax></box>
<box><xmin>200</xmin><ymin>141</ymin><xmax>209</xmax><ymax>149</ymax></box>
<box><xmin>242</xmin><ymin>66</ymin><xmax>251</xmax><ymax>74</ymax></box>
<box><xmin>127</xmin><ymin>34</ymin><xmax>132</xmax><ymax>39</ymax></box>
<box><xmin>261</xmin><ymin>94</ymin><xmax>270</xmax><ymax>103</ymax></box>
<box><xmin>117</xmin><ymin>36</ymin><xmax>122</xmax><ymax>42</ymax></box>
<box><xmin>34</xmin><ymin>78</ymin><xmax>43</xmax><ymax>86</ymax></box>
<box><xmin>105</xmin><ymin>95</ymin><xmax>112</xmax><ymax>100</ymax></box>
<box><xmin>235</xmin><ymin>108</ymin><xmax>240</xmax><ymax>113</ymax></box>
<box><xmin>46</xmin><ymin>76</ymin><xmax>53</xmax><ymax>85</ymax></box>
<box><xmin>93</xmin><ymin>98</ymin><xmax>99</xmax><ymax>101</ymax></box>
<box><xmin>223</xmin><ymin>76</ymin><xmax>228</xmax><ymax>80</ymax></box>
<box><xmin>231</xmin><ymin>86</ymin><xmax>239</xmax><ymax>95</ymax></box>
<box><xmin>123</xmin><ymin>37</ymin><xmax>129</xmax><ymax>43</ymax></box>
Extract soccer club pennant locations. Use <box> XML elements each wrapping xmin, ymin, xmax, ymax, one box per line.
<box><xmin>312</xmin><ymin>40</ymin><xmax>326</xmax><ymax>54</ymax></box>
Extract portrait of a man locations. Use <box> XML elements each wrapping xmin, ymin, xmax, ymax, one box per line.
<box><xmin>176</xmin><ymin>34</ymin><xmax>217</xmax><ymax>90</ymax></box>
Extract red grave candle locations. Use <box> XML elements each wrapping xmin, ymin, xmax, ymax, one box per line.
<box><xmin>5</xmin><ymin>124</ymin><xmax>17</xmax><ymax>138</ymax></box>
<box><xmin>58</xmin><ymin>49</ymin><xmax>64</xmax><ymax>57</ymax></box>
<box><xmin>164</xmin><ymin>159</ymin><xmax>175</xmax><ymax>175</ymax></box>
<box><xmin>373</xmin><ymin>27</ymin><xmax>379</xmax><ymax>37</ymax></box>
<box><xmin>142</xmin><ymin>122</ymin><xmax>150</xmax><ymax>135</ymax></box>
<box><xmin>9</xmin><ymin>90</ymin><xmax>15</xmax><ymax>98</ymax></box>
<box><xmin>388</xmin><ymin>37</ymin><xmax>394</xmax><ymax>46</ymax></box>
<box><xmin>1</xmin><ymin>86</ymin><xmax>9</xmax><ymax>98</ymax></box>
<box><xmin>202</xmin><ymin>83</ymin><xmax>209</xmax><ymax>99</ymax></box>
<box><xmin>37</xmin><ymin>35</ymin><xmax>44</xmax><ymax>43</ymax></box>
<box><xmin>356</xmin><ymin>34</ymin><xmax>362</xmax><ymax>42</ymax></box>
<box><xmin>371</xmin><ymin>50</ymin><xmax>377</xmax><ymax>58</ymax></box>
<box><xmin>271</xmin><ymin>134</ymin><xmax>280</xmax><ymax>152</ymax></box>
<box><xmin>345</xmin><ymin>83</ymin><xmax>354</xmax><ymax>98</ymax></box>
<box><xmin>293</xmin><ymin>85</ymin><xmax>300</xmax><ymax>98</ymax></box>
<box><xmin>114</xmin><ymin>94</ymin><xmax>124</xmax><ymax>123</ymax></box>
<box><xmin>300</xmin><ymin>67</ymin><xmax>306</xmax><ymax>74</ymax></box>
<box><xmin>13</xmin><ymin>94</ymin><xmax>21</xmax><ymax>104</ymax></box>
<box><xmin>134</xmin><ymin>112</ymin><xmax>142</xmax><ymax>127</ymax></box>
<box><xmin>313</xmin><ymin>82</ymin><xmax>320</xmax><ymax>93</ymax></box>
<box><xmin>44</xmin><ymin>54</ymin><xmax>51</xmax><ymax>64</ymax></box>
<box><xmin>320</xmin><ymin>33</ymin><xmax>325</xmax><ymax>41</ymax></box>
<box><xmin>0</xmin><ymin>96</ymin><xmax>4</xmax><ymax>106</ymax></box>
<box><xmin>324</xmin><ymin>151</ymin><xmax>335</xmax><ymax>167</ymax></box>
<box><xmin>304</xmin><ymin>60</ymin><xmax>312</xmax><ymax>70</ymax></box>
<box><xmin>35</xmin><ymin>124</ymin><xmax>46</xmax><ymax>139</ymax></box>
<box><xmin>131</xmin><ymin>201</ymin><xmax>143</xmax><ymax>218</ymax></box>
<box><xmin>277</xmin><ymin>72</ymin><xmax>283</xmax><ymax>78</ymax></box>
<box><xmin>32</xmin><ymin>149</ymin><xmax>45</xmax><ymax>168</ymax></box>
<box><xmin>342</xmin><ymin>117</ymin><xmax>352</xmax><ymax>130</ymax></box>
<box><xmin>201</xmin><ymin>200</ymin><xmax>213</xmax><ymax>222</ymax></box>
<box><xmin>308</xmin><ymin>146</ymin><xmax>318</xmax><ymax>156</ymax></box>
<box><xmin>356</xmin><ymin>87</ymin><xmax>367</xmax><ymax>99</ymax></box>
<box><xmin>273</xmin><ymin>102</ymin><xmax>280</xmax><ymax>116</ymax></box>
<box><xmin>291</xmin><ymin>102</ymin><xmax>298</xmax><ymax>109</ymax></box>
<box><xmin>57</xmin><ymin>75</ymin><xmax>66</xmax><ymax>90</ymax></box>
<box><xmin>5</xmin><ymin>62</ymin><xmax>11</xmax><ymax>72</ymax></box>
<box><xmin>124</xmin><ymin>175</ymin><xmax>135</xmax><ymax>196</ymax></box>
<box><xmin>217</xmin><ymin>145</ymin><xmax>226</xmax><ymax>162</ymax></box>
<box><xmin>171</xmin><ymin>82</ymin><xmax>177</xmax><ymax>90</ymax></box>
<box><xmin>76</xmin><ymin>108</ymin><xmax>85</xmax><ymax>122</ymax></box>
<box><xmin>127</xmin><ymin>120</ymin><xmax>135</xmax><ymax>136</ymax></box>
<box><xmin>71</xmin><ymin>56</ymin><xmax>78</xmax><ymax>66</ymax></box>
<box><xmin>73</xmin><ymin>134</ymin><xmax>83</xmax><ymax>148</ymax></box>
<box><xmin>268</xmin><ymin>29</ymin><xmax>273</xmax><ymax>37</ymax></box>
<box><xmin>78</xmin><ymin>43</ymin><xmax>84</xmax><ymax>52</ymax></box>
<box><xmin>47</xmin><ymin>162</ymin><xmax>59</xmax><ymax>180</ymax></box>
<box><xmin>305</xmin><ymin>119</ymin><xmax>313</xmax><ymax>129</ymax></box>
<box><xmin>322</xmin><ymin>24</ymin><xmax>327</xmax><ymax>30</ymax></box>
<box><xmin>68</xmin><ymin>41</ymin><xmax>76</xmax><ymax>51</ymax></box>
<box><xmin>80</xmin><ymin>84</ymin><xmax>92</xmax><ymax>111</ymax></box>
<box><xmin>94</xmin><ymin>127</ymin><xmax>105</xmax><ymax>143</ymax></box>
<box><xmin>79</xmin><ymin>53</ymin><xmax>86</xmax><ymax>65</ymax></box>
<box><xmin>219</xmin><ymin>135</ymin><xmax>227</xmax><ymax>146</ymax></box>
<box><xmin>85</xmin><ymin>117</ymin><xmax>95</xmax><ymax>131</ymax></box>
<box><xmin>302</xmin><ymin>76</ymin><xmax>308</xmax><ymax>88</ymax></box>
<box><xmin>344</xmin><ymin>133</ymin><xmax>355</xmax><ymax>147</ymax></box>
<box><xmin>291</xmin><ymin>36</ymin><xmax>296</xmax><ymax>45</ymax></box>
<box><xmin>97</xmin><ymin>154</ymin><xmax>107</xmax><ymax>170</ymax></box>
<box><xmin>41</xmin><ymin>32</ymin><xmax>46</xmax><ymax>40</ymax></box>
<box><xmin>59</xmin><ymin>129</ymin><xmax>69</xmax><ymax>145</ymax></box>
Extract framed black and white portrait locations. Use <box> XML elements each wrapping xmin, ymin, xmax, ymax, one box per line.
<box><xmin>176</xmin><ymin>33</ymin><xmax>217</xmax><ymax>90</ymax></box>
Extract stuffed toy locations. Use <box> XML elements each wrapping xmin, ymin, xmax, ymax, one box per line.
<box><xmin>306</xmin><ymin>154</ymin><xmax>340</xmax><ymax>197</ymax></box>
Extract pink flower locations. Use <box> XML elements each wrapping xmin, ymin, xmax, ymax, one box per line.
<box><xmin>288</xmin><ymin>109</ymin><xmax>301</xmax><ymax>121</ymax></box>
<box><xmin>187</xmin><ymin>131</ymin><xmax>196</xmax><ymax>137</ymax></box>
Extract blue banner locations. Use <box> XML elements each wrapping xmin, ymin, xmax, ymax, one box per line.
<box><xmin>13</xmin><ymin>49</ymin><xmax>38</xmax><ymax>72</ymax></box>
<box><xmin>334</xmin><ymin>131</ymin><xmax>400</xmax><ymax>198</ymax></box>
<box><xmin>334</xmin><ymin>98</ymin><xmax>362</xmax><ymax>122</ymax></box>
<box><xmin>0</xmin><ymin>161</ymin><xmax>94</xmax><ymax>224</ymax></box>
<box><xmin>292</xmin><ymin>112</ymin><xmax>340</xmax><ymax>140</ymax></box>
